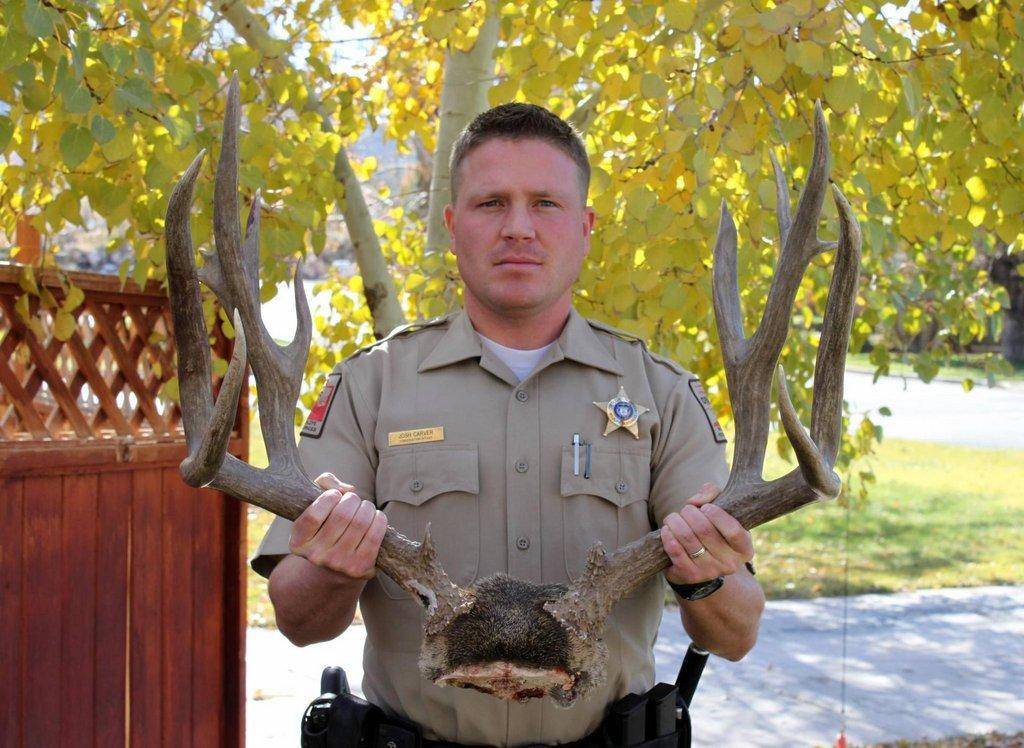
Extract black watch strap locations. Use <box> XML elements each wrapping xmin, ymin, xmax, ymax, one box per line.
<box><xmin>668</xmin><ymin>575</ymin><xmax>724</xmax><ymax>601</ymax></box>
<box><xmin>669</xmin><ymin>560</ymin><xmax>755</xmax><ymax>601</ymax></box>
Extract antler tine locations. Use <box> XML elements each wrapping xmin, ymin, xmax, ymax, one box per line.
<box><xmin>180</xmin><ymin>310</ymin><xmax>248</xmax><ymax>487</ymax></box>
<box><xmin>810</xmin><ymin>184</ymin><xmax>862</xmax><ymax>459</ymax></box>
<box><xmin>711</xmin><ymin>201</ymin><xmax>747</xmax><ymax>365</ymax></box>
<box><xmin>769</xmin><ymin>150</ymin><xmax>792</xmax><ymax>248</ymax></box>
<box><xmin>750</xmin><ymin>101</ymin><xmax>829</xmax><ymax>354</ymax></box>
<box><xmin>166</xmin><ymin>148</ymin><xmax>215</xmax><ymax>457</ymax></box>
<box><xmin>243</xmin><ymin>189</ymin><xmax>262</xmax><ymax>302</ymax></box>
<box><xmin>210</xmin><ymin>71</ymin><xmax>306</xmax><ymax>477</ymax></box>
<box><xmin>283</xmin><ymin>261</ymin><xmax>313</xmax><ymax>384</ymax></box>
<box><xmin>774</xmin><ymin>364</ymin><xmax>841</xmax><ymax>497</ymax></box>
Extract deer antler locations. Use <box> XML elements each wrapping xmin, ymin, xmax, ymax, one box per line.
<box><xmin>164</xmin><ymin>73</ymin><xmax>474</xmax><ymax>634</ymax></box>
<box><xmin>166</xmin><ymin>82</ymin><xmax>862</xmax><ymax>707</ymax></box>
<box><xmin>545</xmin><ymin>101</ymin><xmax>862</xmax><ymax>640</ymax></box>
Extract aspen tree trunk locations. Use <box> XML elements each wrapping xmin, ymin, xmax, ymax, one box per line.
<box><xmin>990</xmin><ymin>246</ymin><xmax>1024</xmax><ymax>365</ymax></box>
<box><xmin>424</xmin><ymin>8</ymin><xmax>501</xmax><ymax>256</ymax></box>
<box><xmin>218</xmin><ymin>0</ymin><xmax>405</xmax><ymax>339</ymax></box>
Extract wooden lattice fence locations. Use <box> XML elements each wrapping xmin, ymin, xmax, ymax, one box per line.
<box><xmin>0</xmin><ymin>263</ymin><xmax>247</xmax><ymax>746</ymax></box>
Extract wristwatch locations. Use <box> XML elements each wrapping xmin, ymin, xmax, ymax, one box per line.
<box><xmin>668</xmin><ymin>561</ymin><xmax>756</xmax><ymax>601</ymax></box>
<box><xmin>668</xmin><ymin>575</ymin><xmax>724</xmax><ymax>601</ymax></box>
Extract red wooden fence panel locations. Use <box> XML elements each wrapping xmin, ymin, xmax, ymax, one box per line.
<box><xmin>0</xmin><ymin>264</ymin><xmax>247</xmax><ymax>747</ymax></box>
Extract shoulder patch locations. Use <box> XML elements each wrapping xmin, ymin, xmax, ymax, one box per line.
<box><xmin>688</xmin><ymin>378</ymin><xmax>727</xmax><ymax>444</ymax></box>
<box><xmin>301</xmin><ymin>372</ymin><xmax>341</xmax><ymax>438</ymax></box>
<box><xmin>345</xmin><ymin>314</ymin><xmax>451</xmax><ymax>362</ymax></box>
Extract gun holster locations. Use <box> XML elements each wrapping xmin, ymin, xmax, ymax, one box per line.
<box><xmin>301</xmin><ymin>666</ymin><xmax>419</xmax><ymax>748</ymax></box>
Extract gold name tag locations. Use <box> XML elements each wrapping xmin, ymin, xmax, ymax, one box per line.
<box><xmin>388</xmin><ymin>426</ymin><xmax>445</xmax><ymax>447</ymax></box>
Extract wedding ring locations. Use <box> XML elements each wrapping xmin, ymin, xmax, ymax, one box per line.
<box><xmin>688</xmin><ymin>546</ymin><xmax>707</xmax><ymax>560</ymax></box>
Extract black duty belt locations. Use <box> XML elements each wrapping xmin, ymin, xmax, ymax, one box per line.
<box><xmin>302</xmin><ymin>645</ymin><xmax>709</xmax><ymax>748</ymax></box>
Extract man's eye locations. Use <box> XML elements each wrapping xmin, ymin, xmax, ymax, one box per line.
<box><xmin>479</xmin><ymin>200</ymin><xmax>500</xmax><ymax>207</ymax></box>
<box><xmin>537</xmin><ymin>200</ymin><xmax>557</xmax><ymax>207</ymax></box>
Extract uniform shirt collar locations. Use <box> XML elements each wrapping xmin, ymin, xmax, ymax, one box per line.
<box><xmin>418</xmin><ymin>306</ymin><xmax>623</xmax><ymax>377</ymax></box>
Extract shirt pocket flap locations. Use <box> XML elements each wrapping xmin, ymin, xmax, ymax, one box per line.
<box><xmin>559</xmin><ymin>445</ymin><xmax>650</xmax><ymax>507</ymax></box>
<box><xmin>378</xmin><ymin>444</ymin><xmax>480</xmax><ymax>507</ymax></box>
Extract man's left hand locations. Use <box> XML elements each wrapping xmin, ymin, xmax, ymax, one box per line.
<box><xmin>660</xmin><ymin>482</ymin><xmax>754</xmax><ymax>586</ymax></box>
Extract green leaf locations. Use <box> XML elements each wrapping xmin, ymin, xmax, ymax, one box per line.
<box><xmin>60</xmin><ymin>125</ymin><xmax>94</xmax><ymax>169</ymax></box>
<box><xmin>63</xmin><ymin>85</ymin><xmax>93</xmax><ymax>114</ymax></box>
<box><xmin>136</xmin><ymin>47</ymin><xmax>155</xmax><ymax>79</ymax></box>
<box><xmin>114</xmin><ymin>78</ymin><xmax>153</xmax><ymax>113</ymax></box>
<box><xmin>22</xmin><ymin>0</ymin><xmax>54</xmax><ymax>38</ymax></box>
<box><xmin>0</xmin><ymin>27</ymin><xmax>35</xmax><ymax>70</ymax></box>
<box><xmin>0</xmin><ymin>116</ymin><xmax>13</xmax><ymax>152</ymax></box>
<box><xmin>640</xmin><ymin>73</ymin><xmax>668</xmax><ymax>99</ymax></box>
<box><xmin>71</xmin><ymin>29</ymin><xmax>90</xmax><ymax>78</ymax></box>
<box><xmin>90</xmin><ymin>115</ymin><xmax>115</xmax><ymax>144</ymax></box>
<box><xmin>900</xmin><ymin>73</ymin><xmax>921</xmax><ymax>117</ymax></box>
<box><xmin>21</xmin><ymin>80</ymin><xmax>51</xmax><ymax>111</ymax></box>
<box><xmin>165</xmin><ymin>64</ymin><xmax>194</xmax><ymax>96</ymax></box>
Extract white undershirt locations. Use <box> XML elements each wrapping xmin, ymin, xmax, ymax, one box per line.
<box><xmin>476</xmin><ymin>332</ymin><xmax>555</xmax><ymax>382</ymax></box>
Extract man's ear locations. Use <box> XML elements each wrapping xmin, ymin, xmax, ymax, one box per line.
<box><xmin>580</xmin><ymin>206</ymin><xmax>596</xmax><ymax>261</ymax></box>
<box><xmin>443</xmin><ymin>204</ymin><xmax>455</xmax><ymax>248</ymax></box>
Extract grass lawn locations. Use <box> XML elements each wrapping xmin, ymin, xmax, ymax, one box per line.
<box><xmin>756</xmin><ymin>438</ymin><xmax>1024</xmax><ymax>599</ymax></box>
<box><xmin>245</xmin><ymin>424</ymin><xmax>1024</xmax><ymax>626</ymax></box>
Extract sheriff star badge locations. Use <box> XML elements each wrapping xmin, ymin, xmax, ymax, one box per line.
<box><xmin>594</xmin><ymin>385</ymin><xmax>649</xmax><ymax>438</ymax></box>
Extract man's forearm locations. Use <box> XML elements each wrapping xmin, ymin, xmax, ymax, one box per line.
<box><xmin>268</xmin><ymin>553</ymin><xmax>367</xmax><ymax>646</ymax></box>
<box><xmin>676</xmin><ymin>567</ymin><xmax>764</xmax><ymax>661</ymax></box>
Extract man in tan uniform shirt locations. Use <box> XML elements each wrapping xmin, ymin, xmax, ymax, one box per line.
<box><xmin>253</xmin><ymin>103</ymin><xmax>764</xmax><ymax>745</ymax></box>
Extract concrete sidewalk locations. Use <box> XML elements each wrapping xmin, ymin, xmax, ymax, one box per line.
<box><xmin>246</xmin><ymin>585</ymin><xmax>1024</xmax><ymax>747</ymax></box>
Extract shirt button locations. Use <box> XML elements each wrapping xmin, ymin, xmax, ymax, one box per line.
<box><xmin>410</xmin><ymin>479</ymin><xmax>423</xmax><ymax>492</ymax></box>
<box><xmin>515</xmin><ymin>460</ymin><xmax>529</xmax><ymax>473</ymax></box>
<box><xmin>516</xmin><ymin>536</ymin><xmax>530</xmax><ymax>551</ymax></box>
<box><xmin>515</xmin><ymin>390</ymin><xmax>529</xmax><ymax>402</ymax></box>
<box><xmin>615</xmin><ymin>480</ymin><xmax>628</xmax><ymax>493</ymax></box>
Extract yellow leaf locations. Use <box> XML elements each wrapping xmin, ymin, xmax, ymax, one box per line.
<box><xmin>746</xmin><ymin>42</ymin><xmax>786</xmax><ymax>85</ymax></box>
<box><xmin>823</xmin><ymin>75</ymin><xmax>860</xmax><ymax>113</ymax></box>
<box><xmin>54</xmin><ymin>309</ymin><xmax>77</xmax><ymax>341</ymax></box>
<box><xmin>965</xmin><ymin>175</ymin><xmax>986</xmax><ymax>202</ymax></box>
<box><xmin>949</xmin><ymin>191</ymin><xmax>970</xmax><ymax>215</ymax></box>
<box><xmin>665</xmin><ymin>4</ymin><xmax>695</xmax><ymax>30</ymax></box>
<box><xmin>967</xmin><ymin>205</ymin><xmax>986</xmax><ymax>227</ymax></box>
<box><xmin>724</xmin><ymin>54</ymin><xmax>746</xmax><ymax>86</ymax></box>
<box><xmin>724</xmin><ymin>122</ymin><xmax>757</xmax><ymax>154</ymax></box>
<box><xmin>793</xmin><ymin>42</ymin><xmax>825</xmax><ymax>75</ymax></box>
<box><xmin>718</xmin><ymin>26</ymin><xmax>742</xmax><ymax>48</ymax></box>
<box><xmin>62</xmin><ymin>284</ymin><xmax>85</xmax><ymax>312</ymax></box>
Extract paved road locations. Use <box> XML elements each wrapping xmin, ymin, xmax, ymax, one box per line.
<box><xmin>844</xmin><ymin>370</ymin><xmax>1023</xmax><ymax>449</ymax></box>
<box><xmin>246</xmin><ymin>585</ymin><xmax>1024</xmax><ymax>747</ymax></box>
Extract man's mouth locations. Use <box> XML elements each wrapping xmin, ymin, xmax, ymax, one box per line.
<box><xmin>496</xmin><ymin>257</ymin><xmax>542</xmax><ymax>266</ymax></box>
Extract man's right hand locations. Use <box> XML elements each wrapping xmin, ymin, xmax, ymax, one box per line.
<box><xmin>288</xmin><ymin>472</ymin><xmax>388</xmax><ymax>580</ymax></box>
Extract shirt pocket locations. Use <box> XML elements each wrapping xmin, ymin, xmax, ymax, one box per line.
<box><xmin>375</xmin><ymin>443</ymin><xmax>481</xmax><ymax>601</ymax></box>
<box><xmin>559</xmin><ymin>445</ymin><xmax>653</xmax><ymax>585</ymax></box>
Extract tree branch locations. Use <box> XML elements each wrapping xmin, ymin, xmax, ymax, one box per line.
<box><xmin>216</xmin><ymin>0</ymin><xmax>405</xmax><ymax>338</ymax></box>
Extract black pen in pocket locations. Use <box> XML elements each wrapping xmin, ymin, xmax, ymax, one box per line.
<box><xmin>583</xmin><ymin>440</ymin><xmax>591</xmax><ymax>479</ymax></box>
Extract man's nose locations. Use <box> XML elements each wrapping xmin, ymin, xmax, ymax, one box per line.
<box><xmin>501</xmin><ymin>202</ymin><xmax>537</xmax><ymax>241</ymax></box>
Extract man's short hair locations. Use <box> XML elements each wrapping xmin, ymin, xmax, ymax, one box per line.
<box><xmin>449</xmin><ymin>103</ymin><xmax>590</xmax><ymax>206</ymax></box>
